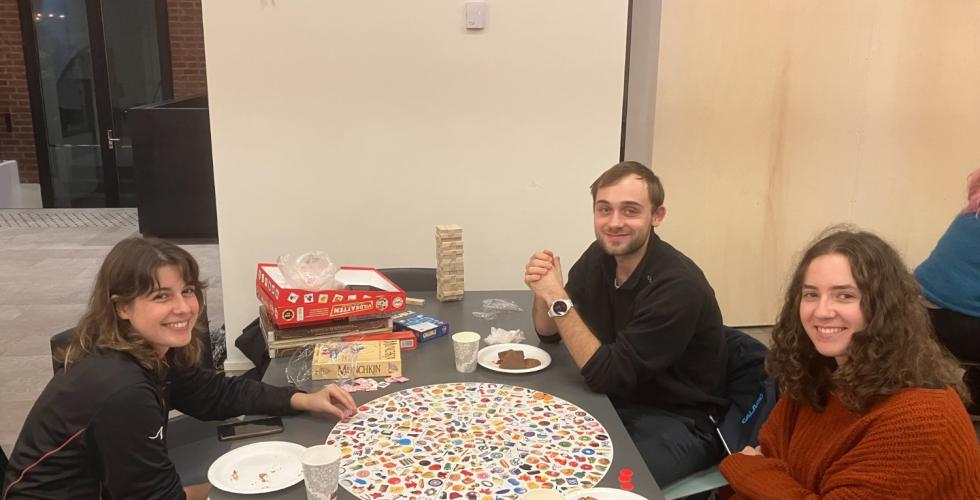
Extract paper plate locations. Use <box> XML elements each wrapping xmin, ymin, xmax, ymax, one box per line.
<box><xmin>477</xmin><ymin>343</ymin><xmax>552</xmax><ymax>373</ymax></box>
<box><xmin>565</xmin><ymin>487</ymin><xmax>648</xmax><ymax>500</ymax></box>
<box><xmin>207</xmin><ymin>441</ymin><xmax>305</xmax><ymax>494</ymax></box>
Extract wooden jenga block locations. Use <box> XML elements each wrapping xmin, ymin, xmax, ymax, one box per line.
<box><xmin>436</xmin><ymin>224</ymin><xmax>465</xmax><ymax>302</ymax></box>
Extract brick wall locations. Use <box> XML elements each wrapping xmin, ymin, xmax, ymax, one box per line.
<box><xmin>0</xmin><ymin>0</ymin><xmax>38</xmax><ymax>183</ymax></box>
<box><xmin>0</xmin><ymin>0</ymin><xmax>206</xmax><ymax>187</ymax></box>
<box><xmin>167</xmin><ymin>0</ymin><xmax>208</xmax><ymax>99</ymax></box>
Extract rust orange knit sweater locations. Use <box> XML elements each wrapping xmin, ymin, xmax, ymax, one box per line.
<box><xmin>720</xmin><ymin>387</ymin><xmax>980</xmax><ymax>499</ymax></box>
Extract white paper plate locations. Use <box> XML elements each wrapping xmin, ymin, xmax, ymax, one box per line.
<box><xmin>477</xmin><ymin>343</ymin><xmax>552</xmax><ymax>373</ymax></box>
<box><xmin>207</xmin><ymin>441</ymin><xmax>305</xmax><ymax>494</ymax></box>
<box><xmin>565</xmin><ymin>487</ymin><xmax>648</xmax><ymax>500</ymax></box>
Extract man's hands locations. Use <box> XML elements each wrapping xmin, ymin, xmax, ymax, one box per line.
<box><xmin>524</xmin><ymin>250</ymin><xmax>565</xmax><ymax>300</ymax></box>
<box><xmin>525</xmin><ymin>249</ymin><xmax>602</xmax><ymax>368</ymax></box>
<box><xmin>290</xmin><ymin>384</ymin><xmax>358</xmax><ymax>420</ymax></box>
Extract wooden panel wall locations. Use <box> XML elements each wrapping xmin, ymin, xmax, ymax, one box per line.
<box><xmin>647</xmin><ymin>1</ymin><xmax>980</xmax><ymax>325</ymax></box>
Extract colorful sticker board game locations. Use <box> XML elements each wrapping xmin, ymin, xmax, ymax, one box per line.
<box><xmin>326</xmin><ymin>383</ymin><xmax>613</xmax><ymax>500</ymax></box>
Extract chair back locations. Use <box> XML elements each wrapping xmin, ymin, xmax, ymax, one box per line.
<box><xmin>1</xmin><ymin>442</ymin><xmax>8</xmax><ymax>487</ymax></box>
<box><xmin>716</xmin><ymin>327</ymin><xmax>779</xmax><ymax>452</ymax></box>
<box><xmin>378</xmin><ymin>267</ymin><xmax>437</xmax><ymax>292</ymax></box>
<box><xmin>50</xmin><ymin>328</ymin><xmax>77</xmax><ymax>373</ymax></box>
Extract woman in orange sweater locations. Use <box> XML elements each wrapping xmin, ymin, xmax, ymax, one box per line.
<box><xmin>720</xmin><ymin>227</ymin><xmax>980</xmax><ymax>499</ymax></box>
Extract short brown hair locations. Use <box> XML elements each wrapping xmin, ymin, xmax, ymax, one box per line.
<box><xmin>768</xmin><ymin>226</ymin><xmax>969</xmax><ymax>413</ymax></box>
<box><xmin>590</xmin><ymin>161</ymin><xmax>665</xmax><ymax>209</ymax></box>
<box><xmin>61</xmin><ymin>237</ymin><xmax>206</xmax><ymax>372</ymax></box>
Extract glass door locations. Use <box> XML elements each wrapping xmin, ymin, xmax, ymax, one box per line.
<box><xmin>99</xmin><ymin>0</ymin><xmax>172</xmax><ymax>207</ymax></box>
<box><xmin>24</xmin><ymin>0</ymin><xmax>171</xmax><ymax>207</ymax></box>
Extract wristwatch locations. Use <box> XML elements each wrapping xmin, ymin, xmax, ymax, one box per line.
<box><xmin>547</xmin><ymin>298</ymin><xmax>573</xmax><ymax>318</ymax></box>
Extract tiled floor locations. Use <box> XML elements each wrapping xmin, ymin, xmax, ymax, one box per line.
<box><xmin>0</xmin><ymin>215</ymin><xmax>223</xmax><ymax>453</ymax></box>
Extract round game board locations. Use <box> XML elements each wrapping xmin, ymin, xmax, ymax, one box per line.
<box><xmin>326</xmin><ymin>382</ymin><xmax>614</xmax><ymax>500</ymax></box>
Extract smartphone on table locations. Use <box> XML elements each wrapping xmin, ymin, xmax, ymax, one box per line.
<box><xmin>216</xmin><ymin>416</ymin><xmax>285</xmax><ymax>442</ymax></box>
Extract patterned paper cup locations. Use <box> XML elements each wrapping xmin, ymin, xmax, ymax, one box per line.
<box><xmin>452</xmin><ymin>331</ymin><xmax>481</xmax><ymax>373</ymax></box>
<box><xmin>301</xmin><ymin>445</ymin><xmax>341</xmax><ymax>500</ymax></box>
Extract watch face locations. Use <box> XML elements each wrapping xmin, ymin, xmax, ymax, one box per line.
<box><xmin>552</xmin><ymin>301</ymin><xmax>568</xmax><ymax>315</ymax></box>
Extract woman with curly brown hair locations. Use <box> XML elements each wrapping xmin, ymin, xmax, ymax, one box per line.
<box><xmin>720</xmin><ymin>227</ymin><xmax>980</xmax><ymax>499</ymax></box>
<box><xmin>4</xmin><ymin>237</ymin><xmax>357</xmax><ymax>500</ymax></box>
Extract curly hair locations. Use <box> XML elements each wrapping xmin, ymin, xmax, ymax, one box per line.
<box><xmin>767</xmin><ymin>225</ymin><xmax>969</xmax><ymax>413</ymax></box>
<box><xmin>59</xmin><ymin>237</ymin><xmax>205</xmax><ymax>372</ymax></box>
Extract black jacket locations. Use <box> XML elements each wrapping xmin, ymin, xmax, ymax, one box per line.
<box><xmin>546</xmin><ymin>232</ymin><xmax>728</xmax><ymax>420</ymax></box>
<box><xmin>3</xmin><ymin>348</ymin><xmax>299</xmax><ymax>499</ymax></box>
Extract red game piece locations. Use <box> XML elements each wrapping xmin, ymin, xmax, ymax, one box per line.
<box><xmin>619</xmin><ymin>468</ymin><xmax>634</xmax><ymax>478</ymax></box>
<box><xmin>620</xmin><ymin>481</ymin><xmax>635</xmax><ymax>491</ymax></box>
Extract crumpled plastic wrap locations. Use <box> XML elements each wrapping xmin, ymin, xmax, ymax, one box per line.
<box><xmin>285</xmin><ymin>344</ymin><xmax>315</xmax><ymax>388</ymax></box>
<box><xmin>277</xmin><ymin>251</ymin><xmax>343</xmax><ymax>291</ymax></box>
<box><xmin>484</xmin><ymin>326</ymin><xmax>526</xmax><ymax>345</ymax></box>
<box><xmin>472</xmin><ymin>298</ymin><xmax>524</xmax><ymax>320</ymax></box>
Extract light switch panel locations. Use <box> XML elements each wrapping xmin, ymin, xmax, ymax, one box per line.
<box><xmin>465</xmin><ymin>1</ymin><xmax>487</xmax><ymax>30</ymax></box>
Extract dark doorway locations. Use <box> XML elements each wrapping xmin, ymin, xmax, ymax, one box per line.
<box><xmin>20</xmin><ymin>0</ymin><xmax>172</xmax><ymax>207</ymax></box>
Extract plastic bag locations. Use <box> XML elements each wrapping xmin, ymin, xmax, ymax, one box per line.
<box><xmin>472</xmin><ymin>298</ymin><xmax>524</xmax><ymax>320</ymax></box>
<box><xmin>484</xmin><ymin>326</ymin><xmax>526</xmax><ymax>345</ymax></box>
<box><xmin>285</xmin><ymin>344</ymin><xmax>316</xmax><ymax>388</ymax></box>
<box><xmin>277</xmin><ymin>251</ymin><xmax>342</xmax><ymax>290</ymax></box>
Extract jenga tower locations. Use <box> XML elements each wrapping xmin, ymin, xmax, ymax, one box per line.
<box><xmin>435</xmin><ymin>224</ymin><xmax>464</xmax><ymax>302</ymax></box>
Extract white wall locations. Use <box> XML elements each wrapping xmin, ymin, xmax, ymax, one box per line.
<box><xmin>201</xmin><ymin>1</ymin><xmax>629</xmax><ymax>368</ymax></box>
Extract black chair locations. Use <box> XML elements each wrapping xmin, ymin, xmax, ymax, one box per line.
<box><xmin>1</xmin><ymin>443</ymin><xmax>8</xmax><ymax>486</ymax></box>
<box><xmin>50</xmin><ymin>327</ymin><xmax>77</xmax><ymax>373</ymax></box>
<box><xmin>661</xmin><ymin>327</ymin><xmax>776</xmax><ymax>498</ymax></box>
<box><xmin>378</xmin><ymin>267</ymin><xmax>437</xmax><ymax>292</ymax></box>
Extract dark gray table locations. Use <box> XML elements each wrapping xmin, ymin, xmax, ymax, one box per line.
<box><xmin>169</xmin><ymin>291</ymin><xmax>663</xmax><ymax>499</ymax></box>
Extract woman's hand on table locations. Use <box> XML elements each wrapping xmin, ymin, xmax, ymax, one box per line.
<box><xmin>290</xmin><ymin>384</ymin><xmax>358</xmax><ymax>419</ymax></box>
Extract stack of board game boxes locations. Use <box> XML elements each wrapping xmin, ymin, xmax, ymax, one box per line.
<box><xmin>255</xmin><ymin>264</ymin><xmax>417</xmax><ymax>358</ymax></box>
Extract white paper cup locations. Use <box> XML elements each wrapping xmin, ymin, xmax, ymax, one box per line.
<box><xmin>301</xmin><ymin>445</ymin><xmax>341</xmax><ymax>500</ymax></box>
<box><xmin>452</xmin><ymin>331</ymin><xmax>481</xmax><ymax>373</ymax></box>
<box><xmin>522</xmin><ymin>489</ymin><xmax>564</xmax><ymax>500</ymax></box>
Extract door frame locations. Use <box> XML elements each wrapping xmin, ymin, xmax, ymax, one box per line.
<box><xmin>17</xmin><ymin>0</ymin><xmax>175</xmax><ymax>207</ymax></box>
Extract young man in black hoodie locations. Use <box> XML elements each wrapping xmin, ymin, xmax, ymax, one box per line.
<box><xmin>524</xmin><ymin>161</ymin><xmax>727</xmax><ymax>485</ymax></box>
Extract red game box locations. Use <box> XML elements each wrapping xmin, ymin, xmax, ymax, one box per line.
<box><xmin>256</xmin><ymin>264</ymin><xmax>407</xmax><ymax>327</ymax></box>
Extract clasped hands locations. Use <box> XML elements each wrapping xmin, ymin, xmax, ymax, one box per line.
<box><xmin>524</xmin><ymin>250</ymin><xmax>565</xmax><ymax>299</ymax></box>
